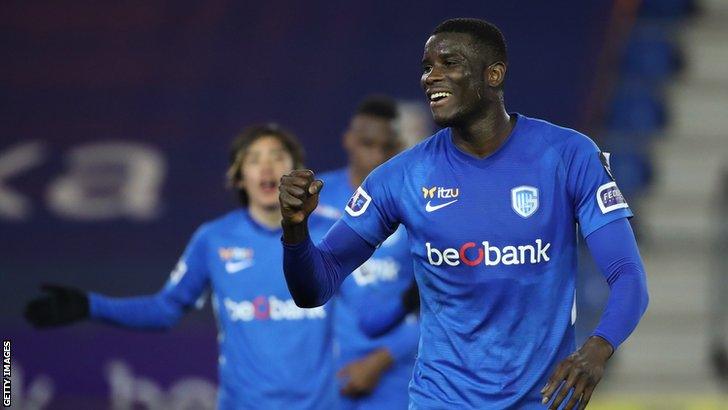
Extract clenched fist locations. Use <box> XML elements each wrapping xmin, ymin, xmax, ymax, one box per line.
<box><xmin>279</xmin><ymin>170</ymin><xmax>323</xmax><ymax>243</ymax></box>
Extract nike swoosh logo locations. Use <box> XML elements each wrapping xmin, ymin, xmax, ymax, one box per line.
<box><xmin>425</xmin><ymin>200</ymin><xmax>458</xmax><ymax>212</ymax></box>
<box><xmin>225</xmin><ymin>260</ymin><xmax>253</xmax><ymax>274</ymax></box>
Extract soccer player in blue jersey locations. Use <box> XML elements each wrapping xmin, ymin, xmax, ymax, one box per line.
<box><xmin>316</xmin><ymin>96</ymin><xmax>418</xmax><ymax>409</ymax></box>
<box><xmin>278</xmin><ymin>18</ymin><xmax>649</xmax><ymax>409</ymax></box>
<box><xmin>25</xmin><ymin>124</ymin><xmax>336</xmax><ymax>409</ymax></box>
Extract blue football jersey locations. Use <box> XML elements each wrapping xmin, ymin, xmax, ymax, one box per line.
<box><xmin>162</xmin><ymin>209</ymin><xmax>336</xmax><ymax>409</ymax></box>
<box><xmin>340</xmin><ymin>114</ymin><xmax>632</xmax><ymax>408</ymax></box>
<box><xmin>317</xmin><ymin>168</ymin><xmax>418</xmax><ymax>409</ymax></box>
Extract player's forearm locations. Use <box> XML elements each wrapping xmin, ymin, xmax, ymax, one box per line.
<box><xmin>591</xmin><ymin>262</ymin><xmax>648</xmax><ymax>348</ymax></box>
<box><xmin>282</xmin><ymin>236</ymin><xmax>343</xmax><ymax>307</ymax></box>
<box><xmin>282</xmin><ymin>218</ymin><xmax>310</xmax><ymax>245</ymax></box>
<box><xmin>283</xmin><ymin>219</ymin><xmax>375</xmax><ymax>308</ymax></box>
<box><xmin>88</xmin><ymin>292</ymin><xmax>185</xmax><ymax>330</ymax></box>
<box><xmin>586</xmin><ymin>218</ymin><xmax>649</xmax><ymax>349</ymax></box>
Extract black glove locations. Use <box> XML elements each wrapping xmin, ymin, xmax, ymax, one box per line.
<box><xmin>401</xmin><ymin>281</ymin><xmax>420</xmax><ymax>313</ymax></box>
<box><xmin>24</xmin><ymin>284</ymin><xmax>89</xmax><ymax>327</ymax></box>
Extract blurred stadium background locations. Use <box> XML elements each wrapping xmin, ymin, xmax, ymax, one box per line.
<box><xmin>2</xmin><ymin>0</ymin><xmax>727</xmax><ymax>408</ymax></box>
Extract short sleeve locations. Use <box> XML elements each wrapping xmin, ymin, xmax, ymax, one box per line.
<box><xmin>567</xmin><ymin>137</ymin><xmax>633</xmax><ymax>238</ymax></box>
<box><xmin>161</xmin><ymin>225</ymin><xmax>211</xmax><ymax>307</ymax></box>
<box><xmin>340</xmin><ymin>161</ymin><xmax>402</xmax><ymax>247</ymax></box>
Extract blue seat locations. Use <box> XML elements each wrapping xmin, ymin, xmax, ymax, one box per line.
<box><xmin>639</xmin><ymin>0</ymin><xmax>697</xmax><ymax>20</ymax></box>
<box><xmin>605</xmin><ymin>80</ymin><xmax>667</xmax><ymax>134</ymax></box>
<box><xmin>621</xmin><ymin>25</ymin><xmax>683</xmax><ymax>83</ymax></box>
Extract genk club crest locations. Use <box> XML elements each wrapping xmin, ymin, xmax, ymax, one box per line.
<box><xmin>511</xmin><ymin>186</ymin><xmax>539</xmax><ymax>218</ymax></box>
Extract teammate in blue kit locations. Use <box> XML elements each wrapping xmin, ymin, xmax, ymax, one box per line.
<box><xmin>278</xmin><ymin>18</ymin><xmax>649</xmax><ymax>409</ymax></box>
<box><xmin>25</xmin><ymin>124</ymin><xmax>336</xmax><ymax>409</ymax></box>
<box><xmin>315</xmin><ymin>96</ymin><xmax>418</xmax><ymax>409</ymax></box>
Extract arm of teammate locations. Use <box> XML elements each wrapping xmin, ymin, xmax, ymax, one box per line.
<box><xmin>542</xmin><ymin>218</ymin><xmax>649</xmax><ymax>409</ymax></box>
<box><xmin>359</xmin><ymin>280</ymin><xmax>420</xmax><ymax>388</ymax></box>
<box><xmin>340</xmin><ymin>300</ymin><xmax>419</xmax><ymax>397</ymax></box>
<box><xmin>359</xmin><ymin>280</ymin><xmax>419</xmax><ymax>338</ymax></box>
<box><xmin>86</xmin><ymin>292</ymin><xmax>186</xmax><ymax>330</ymax></box>
<box><xmin>280</xmin><ymin>170</ymin><xmax>377</xmax><ymax>307</ymax></box>
<box><xmin>25</xmin><ymin>228</ymin><xmax>211</xmax><ymax>330</ymax></box>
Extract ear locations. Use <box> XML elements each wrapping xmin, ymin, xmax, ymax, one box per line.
<box><xmin>235</xmin><ymin>176</ymin><xmax>246</xmax><ymax>190</ymax></box>
<box><xmin>343</xmin><ymin>129</ymin><xmax>354</xmax><ymax>151</ymax></box>
<box><xmin>485</xmin><ymin>61</ymin><xmax>507</xmax><ymax>88</ymax></box>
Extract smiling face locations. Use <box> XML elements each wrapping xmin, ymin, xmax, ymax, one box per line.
<box><xmin>236</xmin><ymin>135</ymin><xmax>295</xmax><ymax>210</ymax></box>
<box><xmin>421</xmin><ymin>32</ymin><xmax>505</xmax><ymax>127</ymax></box>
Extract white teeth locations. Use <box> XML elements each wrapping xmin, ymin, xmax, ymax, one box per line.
<box><xmin>429</xmin><ymin>92</ymin><xmax>452</xmax><ymax>101</ymax></box>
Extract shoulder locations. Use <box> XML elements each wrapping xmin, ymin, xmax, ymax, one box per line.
<box><xmin>195</xmin><ymin>209</ymin><xmax>248</xmax><ymax>239</ymax></box>
<box><xmin>523</xmin><ymin>115</ymin><xmax>600</xmax><ymax>160</ymax></box>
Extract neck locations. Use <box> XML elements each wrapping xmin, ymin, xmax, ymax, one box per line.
<box><xmin>348</xmin><ymin>166</ymin><xmax>366</xmax><ymax>188</ymax></box>
<box><xmin>451</xmin><ymin>103</ymin><xmax>513</xmax><ymax>158</ymax></box>
<box><xmin>248</xmin><ymin>204</ymin><xmax>282</xmax><ymax>229</ymax></box>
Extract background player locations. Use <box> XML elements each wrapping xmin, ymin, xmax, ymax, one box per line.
<box><xmin>316</xmin><ymin>96</ymin><xmax>418</xmax><ymax>409</ymax></box>
<box><xmin>278</xmin><ymin>18</ymin><xmax>649</xmax><ymax>409</ymax></box>
<box><xmin>25</xmin><ymin>124</ymin><xmax>336</xmax><ymax>409</ymax></box>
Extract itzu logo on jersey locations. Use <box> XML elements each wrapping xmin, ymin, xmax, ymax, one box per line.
<box><xmin>426</xmin><ymin>239</ymin><xmax>551</xmax><ymax>267</ymax></box>
<box><xmin>421</xmin><ymin>186</ymin><xmax>459</xmax><ymax>199</ymax></box>
<box><xmin>223</xmin><ymin>296</ymin><xmax>326</xmax><ymax>322</ymax></box>
<box><xmin>422</xmin><ymin>185</ymin><xmax>459</xmax><ymax>213</ymax></box>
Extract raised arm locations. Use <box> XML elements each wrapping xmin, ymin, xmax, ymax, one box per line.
<box><xmin>280</xmin><ymin>170</ymin><xmax>376</xmax><ymax>307</ymax></box>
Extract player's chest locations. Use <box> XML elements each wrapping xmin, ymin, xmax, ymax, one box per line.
<box><xmin>401</xmin><ymin>162</ymin><xmax>570</xmax><ymax>241</ymax></box>
<box><xmin>207</xmin><ymin>238</ymin><xmax>288</xmax><ymax>298</ymax></box>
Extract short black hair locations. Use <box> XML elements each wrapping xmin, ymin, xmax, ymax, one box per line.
<box><xmin>356</xmin><ymin>95</ymin><xmax>399</xmax><ymax>121</ymax></box>
<box><xmin>432</xmin><ymin>18</ymin><xmax>507</xmax><ymax>64</ymax></box>
<box><xmin>227</xmin><ymin>123</ymin><xmax>305</xmax><ymax>206</ymax></box>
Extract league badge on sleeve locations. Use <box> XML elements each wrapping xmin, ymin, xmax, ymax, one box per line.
<box><xmin>345</xmin><ymin>186</ymin><xmax>372</xmax><ymax>217</ymax></box>
<box><xmin>596</xmin><ymin>181</ymin><xmax>629</xmax><ymax>213</ymax></box>
<box><xmin>511</xmin><ymin>185</ymin><xmax>539</xmax><ymax>218</ymax></box>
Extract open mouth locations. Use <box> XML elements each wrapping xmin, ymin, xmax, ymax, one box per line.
<box><xmin>429</xmin><ymin>91</ymin><xmax>452</xmax><ymax>107</ymax></box>
<box><xmin>259</xmin><ymin>180</ymin><xmax>277</xmax><ymax>193</ymax></box>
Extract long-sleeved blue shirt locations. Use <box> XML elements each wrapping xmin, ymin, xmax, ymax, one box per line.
<box><xmin>284</xmin><ymin>115</ymin><xmax>649</xmax><ymax>408</ymax></box>
<box><xmin>90</xmin><ymin>209</ymin><xmax>336</xmax><ymax>410</ymax></box>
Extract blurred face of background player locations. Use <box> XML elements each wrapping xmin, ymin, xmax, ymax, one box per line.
<box><xmin>235</xmin><ymin>135</ymin><xmax>295</xmax><ymax>219</ymax></box>
<box><xmin>343</xmin><ymin>113</ymin><xmax>400</xmax><ymax>186</ymax></box>
<box><xmin>420</xmin><ymin>32</ymin><xmax>505</xmax><ymax>128</ymax></box>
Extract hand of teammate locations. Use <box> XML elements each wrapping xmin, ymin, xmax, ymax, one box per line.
<box><xmin>541</xmin><ymin>336</ymin><xmax>613</xmax><ymax>410</ymax></box>
<box><xmin>279</xmin><ymin>169</ymin><xmax>323</xmax><ymax>226</ymax></box>
<box><xmin>337</xmin><ymin>348</ymin><xmax>394</xmax><ymax>398</ymax></box>
<box><xmin>24</xmin><ymin>284</ymin><xmax>90</xmax><ymax>327</ymax></box>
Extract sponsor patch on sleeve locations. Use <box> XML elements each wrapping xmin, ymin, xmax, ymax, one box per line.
<box><xmin>345</xmin><ymin>186</ymin><xmax>372</xmax><ymax>217</ymax></box>
<box><xmin>596</xmin><ymin>181</ymin><xmax>629</xmax><ymax>213</ymax></box>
